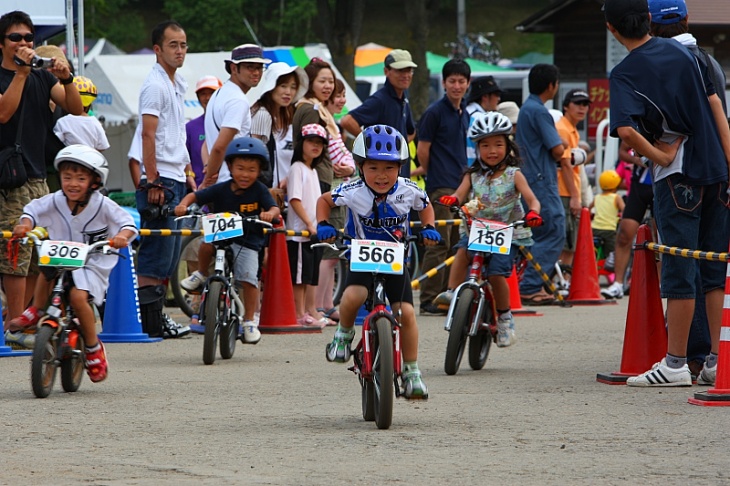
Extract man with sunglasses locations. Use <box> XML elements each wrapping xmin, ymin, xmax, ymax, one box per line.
<box><xmin>135</xmin><ymin>20</ymin><xmax>192</xmax><ymax>339</ymax></box>
<box><xmin>0</xmin><ymin>10</ymin><xmax>83</xmax><ymax>345</ymax></box>
<box><xmin>201</xmin><ymin>44</ymin><xmax>271</xmax><ymax>188</ymax></box>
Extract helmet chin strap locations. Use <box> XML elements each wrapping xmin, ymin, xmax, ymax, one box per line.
<box><xmin>478</xmin><ymin>158</ymin><xmax>505</xmax><ymax>176</ymax></box>
<box><xmin>65</xmin><ymin>184</ymin><xmax>98</xmax><ymax>216</ymax></box>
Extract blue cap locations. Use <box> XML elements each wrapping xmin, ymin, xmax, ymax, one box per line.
<box><xmin>648</xmin><ymin>0</ymin><xmax>687</xmax><ymax>25</ymax></box>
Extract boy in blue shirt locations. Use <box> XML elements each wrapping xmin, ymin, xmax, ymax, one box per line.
<box><xmin>175</xmin><ymin>137</ymin><xmax>280</xmax><ymax>344</ymax></box>
<box><xmin>316</xmin><ymin>125</ymin><xmax>441</xmax><ymax>399</ymax></box>
<box><xmin>605</xmin><ymin>0</ymin><xmax>730</xmax><ymax>387</ymax></box>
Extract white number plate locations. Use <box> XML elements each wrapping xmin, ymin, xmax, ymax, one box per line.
<box><xmin>38</xmin><ymin>240</ymin><xmax>89</xmax><ymax>268</ymax></box>
<box><xmin>467</xmin><ymin>219</ymin><xmax>513</xmax><ymax>254</ymax></box>
<box><xmin>350</xmin><ymin>239</ymin><xmax>405</xmax><ymax>275</ymax></box>
<box><xmin>202</xmin><ymin>212</ymin><xmax>244</xmax><ymax>243</ymax></box>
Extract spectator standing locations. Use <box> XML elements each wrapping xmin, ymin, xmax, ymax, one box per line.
<box><xmin>135</xmin><ymin>20</ymin><xmax>191</xmax><ymax>339</ymax></box>
<box><xmin>292</xmin><ymin>58</ymin><xmax>337</xmax><ymax>194</ymax></box>
<box><xmin>515</xmin><ymin>64</ymin><xmax>565</xmax><ymax>306</ymax></box>
<box><xmin>413</xmin><ymin>59</ymin><xmax>471</xmax><ymax>315</ymax></box>
<box><xmin>53</xmin><ymin>76</ymin><xmax>110</xmax><ymax>151</ymax></box>
<box><xmin>464</xmin><ymin>75</ymin><xmax>502</xmax><ymax>165</ymax></box>
<box><xmin>0</xmin><ymin>10</ymin><xmax>83</xmax><ymax>334</ymax></box>
<box><xmin>604</xmin><ymin>0</ymin><xmax>730</xmax><ymax>387</ymax></box>
<box><xmin>339</xmin><ymin>49</ymin><xmax>417</xmax><ymax>177</ymax></box>
<box><xmin>186</xmin><ymin>75</ymin><xmax>222</xmax><ymax>187</ymax></box>
<box><xmin>590</xmin><ymin>170</ymin><xmax>625</xmax><ymax>266</ymax></box>
<box><xmin>556</xmin><ymin>88</ymin><xmax>591</xmax><ymax>268</ymax></box>
<box><xmin>250</xmin><ymin>62</ymin><xmax>308</xmax><ymax>189</ymax></box>
<box><xmin>202</xmin><ymin>44</ymin><xmax>270</xmax><ymax>188</ymax></box>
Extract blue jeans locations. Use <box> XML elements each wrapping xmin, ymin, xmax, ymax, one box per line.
<box><xmin>653</xmin><ymin>175</ymin><xmax>729</xmax><ymax>298</ymax></box>
<box><xmin>135</xmin><ymin>177</ymin><xmax>186</xmax><ymax>280</ymax></box>
<box><xmin>519</xmin><ymin>187</ymin><xmax>565</xmax><ymax>295</ymax></box>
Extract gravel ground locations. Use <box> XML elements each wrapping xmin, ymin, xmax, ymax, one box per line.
<box><xmin>2</xmin><ymin>296</ymin><xmax>728</xmax><ymax>485</ymax></box>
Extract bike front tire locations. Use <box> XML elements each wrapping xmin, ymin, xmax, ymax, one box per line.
<box><xmin>202</xmin><ymin>281</ymin><xmax>224</xmax><ymax>365</ymax></box>
<box><xmin>60</xmin><ymin>329</ymin><xmax>85</xmax><ymax>393</ymax></box>
<box><xmin>372</xmin><ymin>317</ymin><xmax>394</xmax><ymax>430</ymax></box>
<box><xmin>444</xmin><ymin>288</ymin><xmax>474</xmax><ymax>376</ymax></box>
<box><xmin>469</xmin><ymin>300</ymin><xmax>493</xmax><ymax>370</ymax></box>
<box><xmin>31</xmin><ymin>324</ymin><xmax>58</xmax><ymax>398</ymax></box>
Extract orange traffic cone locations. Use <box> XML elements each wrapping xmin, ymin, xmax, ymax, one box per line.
<box><xmin>568</xmin><ymin>207</ymin><xmax>616</xmax><ymax>305</ymax></box>
<box><xmin>596</xmin><ymin>225</ymin><xmax>666</xmax><ymax>384</ymax></box>
<box><xmin>689</xmin><ymin>245</ymin><xmax>730</xmax><ymax>406</ymax></box>
<box><xmin>508</xmin><ymin>265</ymin><xmax>540</xmax><ymax>316</ymax></box>
<box><xmin>259</xmin><ymin>221</ymin><xmax>322</xmax><ymax>334</ymax></box>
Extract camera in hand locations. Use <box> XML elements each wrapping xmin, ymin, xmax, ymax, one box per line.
<box><xmin>140</xmin><ymin>204</ymin><xmax>174</xmax><ymax>222</ymax></box>
<box><xmin>31</xmin><ymin>56</ymin><xmax>54</xmax><ymax>68</ymax></box>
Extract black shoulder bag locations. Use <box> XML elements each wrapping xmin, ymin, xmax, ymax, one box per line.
<box><xmin>0</xmin><ymin>86</ymin><xmax>29</xmax><ymax>190</ymax></box>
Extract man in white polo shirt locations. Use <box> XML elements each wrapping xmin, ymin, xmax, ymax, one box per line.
<box><xmin>201</xmin><ymin>44</ymin><xmax>271</xmax><ymax>188</ymax></box>
<box><xmin>135</xmin><ymin>20</ymin><xmax>191</xmax><ymax>339</ymax></box>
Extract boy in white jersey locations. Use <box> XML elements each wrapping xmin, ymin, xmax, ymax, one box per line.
<box><xmin>10</xmin><ymin>145</ymin><xmax>138</xmax><ymax>382</ymax></box>
<box><xmin>316</xmin><ymin>125</ymin><xmax>441</xmax><ymax>399</ymax></box>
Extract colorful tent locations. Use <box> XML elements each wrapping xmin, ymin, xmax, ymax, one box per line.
<box><xmin>355</xmin><ymin>51</ymin><xmax>513</xmax><ymax>77</ymax></box>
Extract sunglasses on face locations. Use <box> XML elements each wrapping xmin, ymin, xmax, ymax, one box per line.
<box><xmin>5</xmin><ymin>33</ymin><xmax>34</xmax><ymax>42</ymax></box>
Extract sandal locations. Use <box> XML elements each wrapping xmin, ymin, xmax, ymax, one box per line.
<box><xmin>520</xmin><ymin>294</ymin><xmax>555</xmax><ymax>306</ymax></box>
<box><xmin>317</xmin><ymin>307</ymin><xmax>340</xmax><ymax>322</ymax></box>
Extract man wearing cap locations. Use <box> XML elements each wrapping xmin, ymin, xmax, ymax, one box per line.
<box><xmin>186</xmin><ymin>75</ymin><xmax>222</xmax><ymax>188</ymax></box>
<box><xmin>555</xmin><ymin>88</ymin><xmax>591</xmax><ymax>267</ymax></box>
<box><xmin>604</xmin><ymin>0</ymin><xmax>730</xmax><ymax>387</ymax></box>
<box><xmin>135</xmin><ymin>20</ymin><xmax>191</xmax><ymax>338</ymax></box>
<box><xmin>201</xmin><ymin>44</ymin><xmax>271</xmax><ymax>188</ymax></box>
<box><xmin>464</xmin><ymin>75</ymin><xmax>502</xmax><ymax>165</ymax></box>
<box><xmin>339</xmin><ymin>49</ymin><xmax>416</xmax><ymax>177</ymax></box>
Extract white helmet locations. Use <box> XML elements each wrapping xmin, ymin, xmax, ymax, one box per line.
<box><xmin>468</xmin><ymin>111</ymin><xmax>513</xmax><ymax>143</ymax></box>
<box><xmin>54</xmin><ymin>144</ymin><xmax>109</xmax><ymax>186</ymax></box>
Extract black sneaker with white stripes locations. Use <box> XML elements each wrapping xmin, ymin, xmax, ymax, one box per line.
<box><xmin>626</xmin><ymin>359</ymin><xmax>692</xmax><ymax>387</ymax></box>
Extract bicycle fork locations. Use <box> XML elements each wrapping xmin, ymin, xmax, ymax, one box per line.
<box><xmin>444</xmin><ymin>255</ymin><xmax>489</xmax><ymax>337</ymax></box>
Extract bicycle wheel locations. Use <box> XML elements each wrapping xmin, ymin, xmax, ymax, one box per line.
<box><xmin>332</xmin><ymin>258</ymin><xmax>348</xmax><ymax>306</ymax></box>
<box><xmin>60</xmin><ymin>329</ymin><xmax>85</xmax><ymax>393</ymax></box>
<box><xmin>202</xmin><ymin>281</ymin><xmax>223</xmax><ymax>365</ymax></box>
<box><xmin>372</xmin><ymin>317</ymin><xmax>394</xmax><ymax>430</ymax></box>
<box><xmin>31</xmin><ymin>324</ymin><xmax>58</xmax><ymax>398</ymax></box>
<box><xmin>171</xmin><ymin>235</ymin><xmax>203</xmax><ymax>318</ymax></box>
<box><xmin>444</xmin><ymin>287</ymin><xmax>474</xmax><ymax>376</ymax></box>
<box><xmin>219</xmin><ymin>313</ymin><xmax>237</xmax><ymax>360</ymax></box>
<box><xmin>469</xmin><ymin>300</ymin><xmax>493</xmax><ymax>370</ymax></box>
<box><xmin>361</xmin><ymin>376</ymin><xmax>376</xmax><ymax>422</ymax></box>
<box><xmin>547</xmin><ymin>264</ymin><xmax>572</xmax><ymax>297</ymax></box>
<box><xmin>487</xmin><ymin>42</ymin><xmax>502</xmax><ymax>64</ymax></box>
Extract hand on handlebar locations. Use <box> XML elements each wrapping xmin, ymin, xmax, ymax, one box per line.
<box><xmin>438</xmin><ymin>195</ymin><xmax>459</xmax><ymax>207</ymax></box>
<box><xmin>524</xmin><ymin>210</ymin><xmax>543</xmax><ymax>228</ymax></box>
<box><xmin>420</xmin><ymin>224</ymin><xmax>441</xmax><ymax>246</ymax></box>
<box><xmin>174</xmin><ymin>204</ymin><xmax>189</xmax><ymax>217</ymax></box>
<box><xmin>109</xmin><ymin>235</ymin><xmax>129</xmax><ymax>249</ymax></box>
<box><xmin>316</xmin><ymin>221</ymin><xmax>336</xmax><ymax>242</ymax></box>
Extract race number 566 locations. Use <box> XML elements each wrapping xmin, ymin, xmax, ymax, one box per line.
<box><xmin>350</xmin><ymin>239</ymin><xmax>405</xmax><ymax>274</ymax></box>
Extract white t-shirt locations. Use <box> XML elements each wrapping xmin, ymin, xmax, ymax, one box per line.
<box><xmin>250</xmin><ymin>107</ymin><xmax>294</xmax><ymax>188</ymax></box>
<box><xmin>54</xmin><ymin>115</ymin><xmax>110</xmax><ymax>151</ymax></box>
<box><xmin>205</xmin><ymin>80</ymin><xmax>251</xmax><ymax>182</ymax></box>
<box><xmin>21</xmin><ymin>191</ymin><xmax>138</xmax><ymax>305</ymax></box>
<box><xmin>286</xmin><ymin>161</ymin><xmax>321</xmax><ymax>243</ymax></box>
<box><xmin>138</xmin><ymin>63</ymin><xmax>189</xmax><ymax>182</ymax></box>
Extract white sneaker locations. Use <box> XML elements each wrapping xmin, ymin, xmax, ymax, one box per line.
<box><xmin>601</xmin><ymin>282</ymin><xmax>624</xmax><ymax>299</ymax></box>
<box><xmin>242</xmin><ymin>320</ymin><xmax>261</xmax><ymax>344</ymax></box>
<box><xmin>496</xmin><ymin>314</ymin><xmax>515</xmax><ymax>348</ymax></box>
<box><xmin>626</xmin><ymin>359</ymin><xmax>692</xmax><ymax>387</ymax></box>
<box><xmin>697</xmin><ymin>363</ymin><xmax>717</xmax><ymax>386</ymax></box>
<box><xmin>181</xmin><ymin>271</ymin><xmax>206</xmax><ymax>292</ymax></box>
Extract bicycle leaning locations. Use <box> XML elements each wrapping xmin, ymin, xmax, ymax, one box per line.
<box><xmin>177</xmin><ymin>207</ymin><xmax>276</xmax><ymax>365</ymax></box>
<box><xmin>441</xmin><ymin>204</ymin><xmax>530</xmax><ymax>375</ymax></box>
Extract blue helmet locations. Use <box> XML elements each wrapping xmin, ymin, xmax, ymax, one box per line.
<box><xmin>224</xmin><ymin>137</ymin><xmax>269</xmax><ymax>171</ymax></box>
<box><xmin>352</xmin><ymin>125</ymin><xmax>409</xmax><ymax>165</ymax></box>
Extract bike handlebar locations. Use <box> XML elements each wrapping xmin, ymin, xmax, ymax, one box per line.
<box><xmin>175</xmin><ymin>205</ymin><xmax>280</xmax><ymax>228</ymax></box>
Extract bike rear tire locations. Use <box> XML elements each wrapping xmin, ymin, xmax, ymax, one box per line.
<box><xmin>469</xmin><ymin>302</ymin><xmax>493</xmax><ymax>370</ymax></box>
<box><xmin>202</xmin><ymin>281</ymin><xmax>223</xmax><ymax>365</ymax></box>
<box><xmin>31</xmin><ymin>324</ymin><xmax>58</xmax><ymax>398</ymax></box>
<box><xmin>444</xmin><ymin>288</ymin><xmax>474</xmax><ymax>376</ymax></box>
<box><xmin>361</xmin><ymin>375</ymin><xmax>376</xmax><ymax>422</ymax></box>
<box><xmin>219</xmin><ymin>315</ymin><xmax>237</xmax><ymax>360</ymax></box>
<box><xmin>372</xmin><ymin>317</ymin><xmax>394</xmax><ymax>430</ymax></box>
<box><xmin>171</xmin><ymin>235</ymin><xmax>202</xmax><ymax>318</ymax></box>
<box><xmin>60</xmin><ymin>330</ymin><xmax>85</xmax><ymax>393</ymax></box>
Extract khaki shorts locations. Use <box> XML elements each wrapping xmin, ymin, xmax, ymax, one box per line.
<box><xmin>0</xmin><ymin>179</ymin><xmax>49</xmax><ymax>276</ymax></box>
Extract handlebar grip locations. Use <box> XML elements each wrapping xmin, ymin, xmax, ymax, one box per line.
<box><xmin>271</xmin><ymin>217</ymin><xmax>281</xmax><ymax>225</ymax></box>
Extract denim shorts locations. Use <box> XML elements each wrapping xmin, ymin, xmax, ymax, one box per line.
<box><xmin>454</xmin><ymin>234</ymin><xmax>515</xmax><ymax>277</ymax></box>
<box><xmin>653</xmin><ymin>175</ymin><xmax>729</xmax><ymax>298</ymax></box>
<box><xmin>135</xmin><ymin>177</ymin><xmax>186</xmax><ymax>279</ymax></box>
<box><xmin>229</xmin><ymin>244</ymin><xmax>260</xmax><ymax>286</ymax></box>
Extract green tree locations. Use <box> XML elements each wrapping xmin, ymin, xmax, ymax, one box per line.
<box><xmin>313</xmin><ymin>0</ymin><xmax>365</xmax><ymax>88</ymax></box>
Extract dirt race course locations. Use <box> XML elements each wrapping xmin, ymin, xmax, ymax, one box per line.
<box><xmin>2</xmin><ymin>296</ymin><xmax>729</xmax><ymax>485</ymax></box>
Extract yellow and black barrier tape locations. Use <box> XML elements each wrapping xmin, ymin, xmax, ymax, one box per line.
<box><xmin>644</xmin><ymin>242</ymin><xmax>729</xmax><ymax>262</ymax></box>
<box><xmin>411</xmin><ymin>256</ymin><xmax>454</xmax><ymax>289</ymax></box>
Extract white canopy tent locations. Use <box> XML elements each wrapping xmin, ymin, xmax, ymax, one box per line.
<box><xmin>85</xmin><ymin>45</ymin><xmax>361</xmax><ymax>191</ymax></box>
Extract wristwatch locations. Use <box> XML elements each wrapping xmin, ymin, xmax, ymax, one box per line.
<box><xmin>60</xmin><ymin>75</ymin><xmax>74</xmax><ymax>85</ymax></box>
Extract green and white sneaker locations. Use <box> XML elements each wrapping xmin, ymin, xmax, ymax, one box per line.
<box><xmin>325</xmin><ymin>327</ymin><xmax>355</xmax><ymax>363</ymax></box>
<box><xmin>402</xmin><ymin>369</ymin><xmax>429</xmax><ymax>400</ymax></box>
